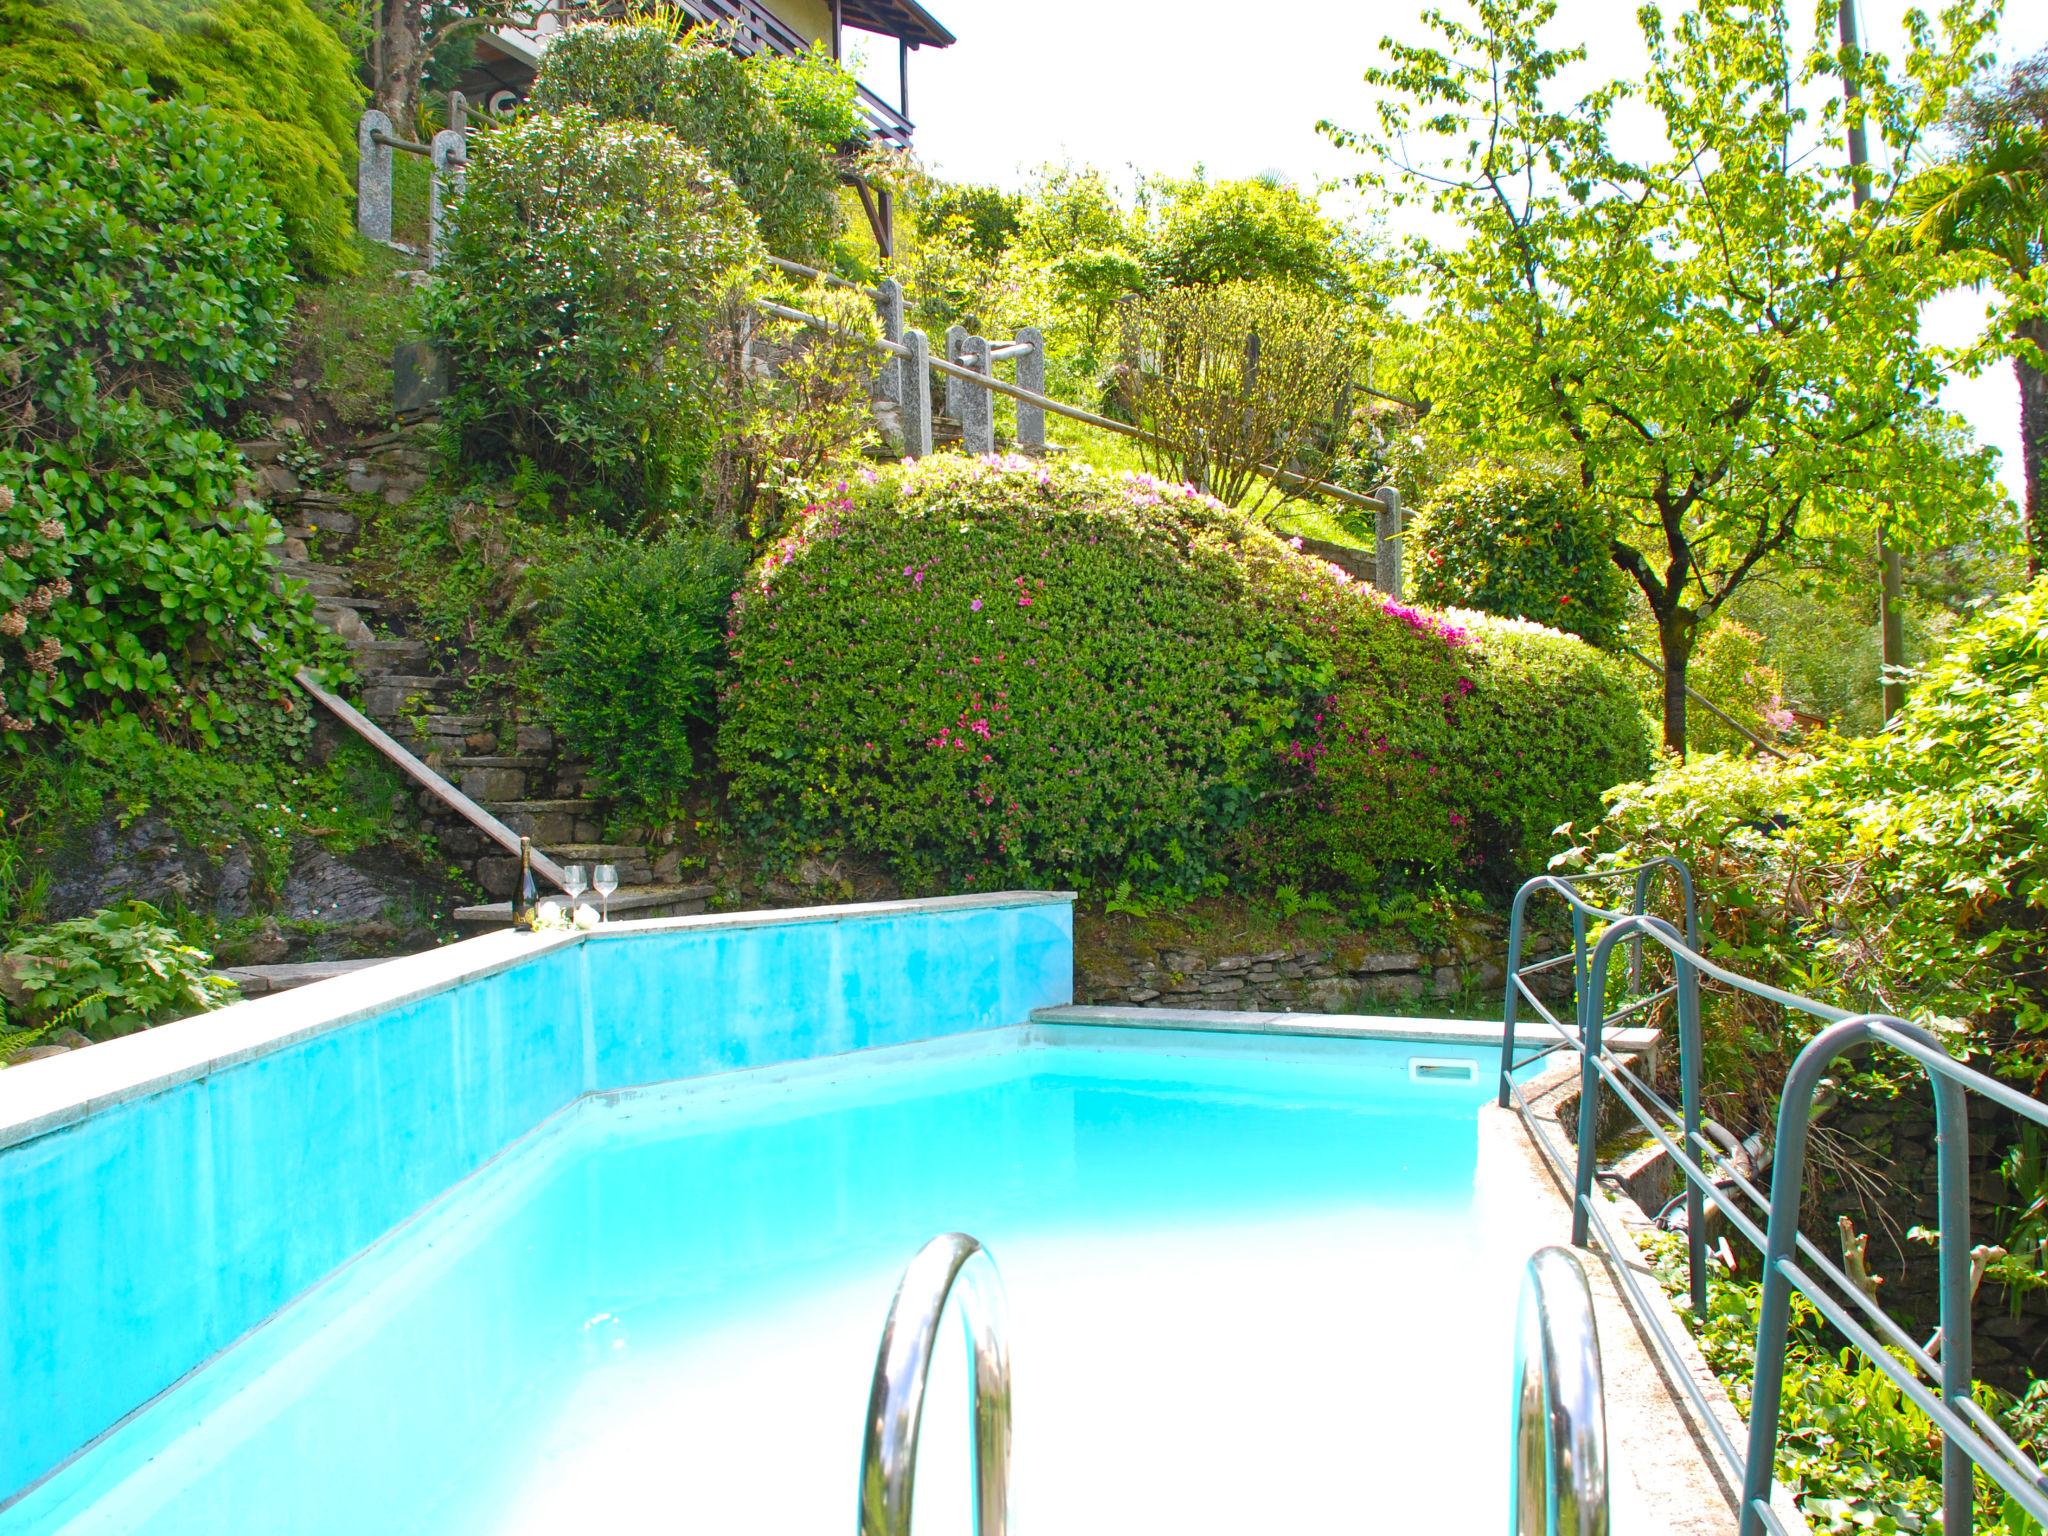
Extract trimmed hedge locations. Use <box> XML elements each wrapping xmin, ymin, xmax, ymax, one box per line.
<box><xmin>721</xmin><ymin>456</ymin><xmax>1651</xmax><ymax>895</ymax></box>
<box><xmin>1408</xmin><ymin>463</ymin><xmax>1629</xmax><ymax>647</ymax></box>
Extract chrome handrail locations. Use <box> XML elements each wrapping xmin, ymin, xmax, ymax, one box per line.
<box><xmin>1512</xmin><ymin>1246</ymin><xmax>1610</xmax><ymax>1536</ymax></box>
<box><xmin>857</xmin><ymin>1233</ymin><xmax>1012</xmax><ymax>1536</ymax></box>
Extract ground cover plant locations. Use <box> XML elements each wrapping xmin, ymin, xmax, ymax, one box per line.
<box><xmin>721</xmin><ymin>454</ymin><xmax>1648</xmax><ymax>898</ymax></box>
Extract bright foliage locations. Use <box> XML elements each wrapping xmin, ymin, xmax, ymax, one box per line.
<box><xmin>721</xmin><ymin>455</ymin><xmax>1647</xmax><ymax>896</ymax></box>
<box><xmin>0</xmin><ymin>0</ymin><xmax>365</xmax><ymax>276</ymax></box>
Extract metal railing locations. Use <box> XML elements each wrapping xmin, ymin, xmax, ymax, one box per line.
<box><xmin>1512</xmin><ymin>1246</ymin><xmax>1610</xmax><ymax>1536</ymax></box>
<box><xmin>1498</xmin><ymin>857</ymin><xmax>2048</xmax><ymax>1536</ymax></box>
<box><xmin>754</xmin><ymin>284</ymin><xmax>1400</xmax><ymax>525</ymax></box>
<box><xmin>292</xmin><ymin>667</ymin><xmax>570</xmax><ymax>894</ymax></box>
<box><xmin>858</xmin><ymin>1233</ymin><xmax>1012</xmax><ymax>1536</ymax></box>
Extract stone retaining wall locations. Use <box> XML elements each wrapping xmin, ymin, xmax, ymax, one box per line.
<box><xmin>1075</xmin><ymin>913</ymin><xmax>1570</xmax><ymax>1015</ymax></box>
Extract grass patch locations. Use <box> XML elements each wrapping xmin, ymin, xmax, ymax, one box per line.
<box><xmin>293</xmin><ymin>237</ymin><xmax>423</xmax><ymax>427</ymax></box>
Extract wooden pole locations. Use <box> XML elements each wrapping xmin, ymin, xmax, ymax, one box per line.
<box><xmin>1840</xmin><ymin>0</ymin><xmax>1907</xmax><ymax>723</ymax></box>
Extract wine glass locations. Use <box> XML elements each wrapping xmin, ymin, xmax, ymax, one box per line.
<box><xmin>562</xmin><ymin>864</ymin><xmax>588</xmax><ymax>912</ymax></box>
<box><xmin>593</xmin><ymin>863</ymin><xmax>619</xmax><ymax>923</ymax></box>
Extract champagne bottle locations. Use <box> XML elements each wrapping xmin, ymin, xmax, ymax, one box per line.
<box><xmin>513</xmin><ymin>835</ymin><xmax>538</xmax><ymax>930</ymax></box>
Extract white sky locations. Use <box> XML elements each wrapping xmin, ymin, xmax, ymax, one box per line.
<box><xmin>852</xmin><ymin>1</ymin><xmax>2048</xmax><ymax>508</ymax></box>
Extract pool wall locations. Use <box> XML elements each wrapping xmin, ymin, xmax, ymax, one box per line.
<box><xmin>0</xmin><ymin>892</ymin><xmax>1074</xmax><ymax>1506</ymax></box>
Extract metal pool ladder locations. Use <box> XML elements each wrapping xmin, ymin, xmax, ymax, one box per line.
<box><xmin>857</xmin><ymin>1232</ymin><xmax>1012</xmax><ymax>1536</ymax></box>
<box><xmin>1512</xmin><ymin>1246</ymin><xmax>1610</xmax><ymax>1536</ymax></box>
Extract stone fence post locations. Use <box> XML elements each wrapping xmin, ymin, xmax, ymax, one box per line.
<box><xmin>960</xmin><ymin>334</ymin><xmax>995</xmax><ymax>454</ymax></box>
<box><xmin>357</xmin><ymin>109</ymin><xmax>393</xmax><ymax>244</ymax></box>
<box><xmin>900</xmin><ymin>328</ymin><xmax>932</xmax><ymax>458</ymax></box>
<box><xmin>1375</xmin><ymin>484</ymin><xmax>1404</xmax><ymax>601</ymax></box>
<box><xmin>429</xmin><ymin>129</ymin><xmax>466</xmax><ymax>268</ymax></box>
<box><xmin>1014</xmin><ymin>326</ymin><xmax>1045</xmax><ymax>452</ymax></box>
<box><xmin>874</xmin><ymin>277</ymin><xmax>905</xmax><ymax>406</ymax></box>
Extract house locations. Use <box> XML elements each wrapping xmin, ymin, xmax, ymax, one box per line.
<box><xmin>456</xmin><ymin>0</ymin><xmax>952</xmax><ymax>251</ymax></box>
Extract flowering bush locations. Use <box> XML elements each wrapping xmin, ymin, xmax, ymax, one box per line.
<box><xmin>427</xmin><ymin>109</ymin><xmax>763</xmax><ymax>522</ymax></box>
<box><xmin>1408</xmin><ymin>463</ymin><xmax>1629</xmax><ymax>647</ymax></box>
<box><xmin>721</xmin><ymin>456</ymin><xmax>1649</xmax><ymax>895</ymax></box>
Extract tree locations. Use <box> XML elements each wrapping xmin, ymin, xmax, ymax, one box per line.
<box><xmin>370</xmin><ymin>0</ymin><xmax>582</xmax><ymax>130</ymax></box>
<box><xmin>1896</xmin><ymin>51</ymin><xmax>2048</xmax><ymax>572</ymax></box>
<box><xmin>1148</xmin><ymin>174</ymin><xmax>1356</xmax><ymax>295</ymax></box>
<box><xmin>1323</xmin><ymin>0</ymin><xmax>2007</xmax><ymax>754</ymax></box>
<box><xmin>1122</xmin><ymin>281</ymin><xmax>1356</xmax><ymax>520</ymax></box>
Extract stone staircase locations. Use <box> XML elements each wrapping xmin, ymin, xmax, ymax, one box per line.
<box><xmin>252</xmin><ymin>433</ymin><xmax>711</xmax><ymax>929</ymax></box>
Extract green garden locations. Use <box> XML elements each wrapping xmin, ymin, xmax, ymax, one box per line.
<box><xmin>3</xmin><ymin>0</ymin><xmax>2048</xmax><ymax>1525</ymax></box>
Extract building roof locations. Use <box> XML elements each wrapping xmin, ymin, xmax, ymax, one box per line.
<box><xmin>840</xmin><ymin>0</ymin><xmax>954</xmax><ymax>48</ymax></box>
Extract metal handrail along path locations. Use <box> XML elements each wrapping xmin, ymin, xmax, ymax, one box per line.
<box><xmin>1499</xmin><ymin>857</ymin><xmax>2048</xmax><ymax>1536</ymax></box>
<box><xmin>1512</xmin><ymin>1246</ymin><xmax>1610</xmax><ymax>1536</ymax></box>
<box><xmin>858</xmin><ymin>1233</ymin><xmax>1012</xmax><ymax>1536</ymax></box>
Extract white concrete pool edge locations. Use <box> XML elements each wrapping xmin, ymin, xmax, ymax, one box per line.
<box><xmin>1497</xmin><ymin>1049</ymin><xmax>1816</xmax><ymax>1536</ymax></box>
<box><xmin>0</xmin><ymin>891</ymin><xmax>1075</xmax><ymax>1153</ymax></box>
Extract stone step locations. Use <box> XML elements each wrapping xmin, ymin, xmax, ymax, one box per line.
<box><xmin>285</xmin><ymin>571</ymin><xmax>352</xmax><ymax>598</ymax></box>
<box><xmin>452</xmin><ymin>884</ymin><xmax>713</xmax><ymax>928</ymax></box>
<box><xmin>316</xmin><ymin>594</ymin><xmax>389</xmax><ymax>614</ymax></box>
<box><xmin>280</xmin><ymin>560</ymin><xmax>354</xmax><ymax>581</ymax></box>
<box><xmin>472</xmin><ymin>844</ymin><xmax>653</xmax><ymax>897</ymax></box>
<box><xmin>453</xmin><ymin>754</ymin><xmax>549</xmax><ymax>771</ymax></box>
<box><xmin>216</xmin><ymin>957</ymin><xmax>402</xmax><ymax>995</ymax></box>
<box><xmin>485</xmin><ymin>797</ymin><xmax>609</xmax><ymax>844</ymax></box>
<box><xmin>350</xmin><ymin>637</ymin><xmax>431</xmax><ymax>670</ymax></box>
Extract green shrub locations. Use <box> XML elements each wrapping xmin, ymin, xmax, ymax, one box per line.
<box><xmin>529</xmin><ymin>22</ymin><xmax>846</xmax><ymax>260</ymax></box>
<box><xmin>533</xmin><ymin>532</ymin><xmax>749</xmax><ymax>816</ymax></box>
<box><xmin>0</xmin><ymin>0</ymin><xmax>365</xmax><ymax>277</ymax></box>
<box><xmin>0</xmin><ymin>89</ymin><xmax>333</xmax><ymax>742</ymax></box>
<box><xmin>426</xmin><ymin>109</ymin><xmax>763</xmax><ymax>522</ymax></box>
<box><xmin>1</xmin><ymin>900</ymin><xmax>232</xmax><ymax>1049</ymax></box>
<box><xmin>1409</xmin><ymin>464</ymin><xmax>1630</xmax><ymax>647</ymax></box>
<box><xmin>721</xmin><ymin>455</ymin><xmax>1646</xmax><ymax>896</ymax></box>
<box><xmin>1583</xmin><ymin>576</ymin><xmax>2048</xmax><ymax>1056</ymax></box>
<box><xmin>1</xmin><ymin>85</ymin><xmax>292</xmax><ymax>414</ymax></box>
<box><xmin>1240</xmin><ymin>571</ymin><xmax>1651</xmax><ymax>893</ymax></box>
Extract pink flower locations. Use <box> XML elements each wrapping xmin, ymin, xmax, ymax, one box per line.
<box><xmin>1289</xmin><ymin>536</ymin><xmax>1305</xmax><ymax>550</ymax></box>
<box><xmin>971</xmin><ymin>597</ymin><xmax>983</xmax><ymax>612</ymax></box>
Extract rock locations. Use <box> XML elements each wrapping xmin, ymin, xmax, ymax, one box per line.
<box><xmin>48</xmin><ymin>1028</ymin><xmax>92</xmax><ymax>1050</ymax></box>
<box><xmin>346</xmin><ymin>467</ymin><xmax>384</xmax><ymax>496</ymax></box>
<box><xmin>1200</xmin><ymin>978</ymin><xmax>1246</xmax><ymax>994</ymax></box>
<box><xmin>6</xmin><ymin>1044</ymin><xmax>73</xmax><ymax>1063</ymax></box>
<box><xmin>281</xmin><ymin>536</ymin><xmax>310</xmax><ymax>561</ymax></box>
<box><xmin>1128</xmin><ymin>988</ymin><xmax>1160</xmax><ymax>1003</ymax></box>
<box><xmin>239</xmin><ymin>438</ymin><xmax>284</xmax><ymax>465</ymax></box>
<box><xmin>515</xmin><ymin>723</ymin><xmax>555</xmax><ymax>754</ymax></box>
<box><xmin>1213</xmin><ymin>955</ymin><xmax>1251</xmax><ymax>972</ymax></box>
<box><xmin>258</xmin><ymin>462</ymin><xmax>301</xmax><ymax>496</ymax></box>
<box><xmin>392</xmin><ymin>341</ymin><xmax>449</xmax><ymax>414</ymax></box>
<box><xmin>217</xmin><ymin>919</ymin><xmax>291</xmax><ymax>967</ymax></box>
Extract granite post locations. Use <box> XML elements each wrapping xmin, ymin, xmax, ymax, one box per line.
<box><xmin>357</xmin><ymin>110</ymin><xmax>393</xmax><ymax>244</ymax></box>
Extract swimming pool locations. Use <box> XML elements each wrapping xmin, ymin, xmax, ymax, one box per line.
<box><xmin>0</xmin><ymin>895</ymin><xmax>1552</xmax><ymax>1533</ymax></box>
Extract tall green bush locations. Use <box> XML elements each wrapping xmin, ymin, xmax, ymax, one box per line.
<box><xmin>426</xmin><ymin>109</ymin><xmax>763</xmax><ymax>522</ymax></box>
<box><xmin>1408</xmin><ymin>465</ymin><xmax>1630</xmax><ymax>647</ymax></box>
<box><xmin>0</xmin><ymin>0</ymin><xmax>365</xmax><ymax>277</ymax></box>
<box><xmin>533</xmin><ymin>532</ymin><xmax>750</xmax><ymax>816</ymax></box>
<box><xmin>0</xmin><ymin>88</ymin><xmax>331</xmax><ymax>742</ymax></box>
<box><xmin>721</xmin><ymin>456</ymin><xmax>1648</xmax><ymax>896</ymax></box>
<box><xmin>1148</xmin><ymin>176</ymin><xmax>1354</xmax><ymax>294</ymax></box>
<box><xmin>530</xmin><ymin>22</ymin><xmax>846</xmax><ymax>260</ymax></box>
<box><xmin>1582</xmin><ymin>576</ymin><xmax>2048</xmax><ymax>1054</ymax></box>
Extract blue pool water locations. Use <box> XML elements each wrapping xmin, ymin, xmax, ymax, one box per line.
<box><xmin>5</xmin><ymin>1025</ymin><xmax>1537</xmax><ymax>1534</ymax></box>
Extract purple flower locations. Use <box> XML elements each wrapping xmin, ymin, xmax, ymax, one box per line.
<box><xmin>971</xmin><ymin>598</ymin><xmax>983</xmax><ymax>611</ymax></box>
